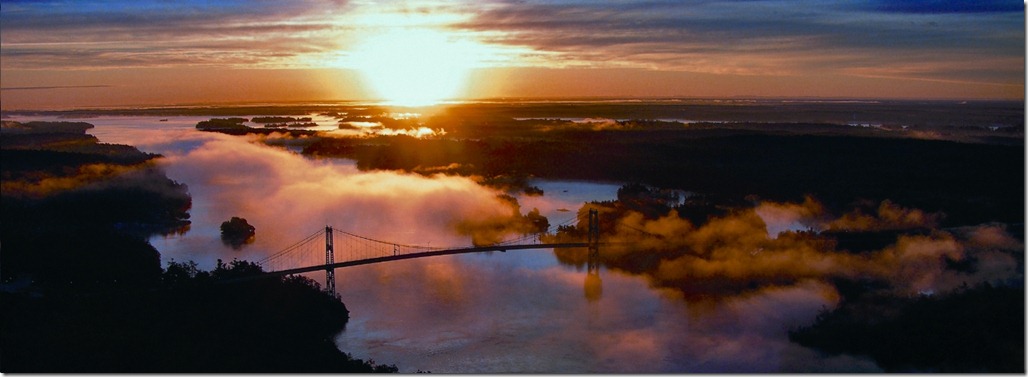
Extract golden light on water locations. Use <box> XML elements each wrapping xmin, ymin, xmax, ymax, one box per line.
<box><xmin>348</xmin><ymin>27</ymin><xmax>484</xmax><ymax>107</ymax></box>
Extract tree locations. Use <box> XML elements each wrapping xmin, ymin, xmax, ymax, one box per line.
<box><xmin>220</xmin><ymin>217</ymin><xmax>256</xmax><ymax>249</ymax></box>
<box><xmin>525</xmin><ymin>208</ymin><xmax>550</xmax><ymax>234</ymax></box>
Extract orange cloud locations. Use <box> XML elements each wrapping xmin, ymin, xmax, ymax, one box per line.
<box><xmin>3</xmin><ymin>162</ymin><xmax>155</xmax><ymax>198</ymax></box>
<box><xmin>158</xmin><ymin>133</ymin><xmax>531</xmax><ymax>265</ymax></box>
<box><xmin>571</xmin><ymin>197</ymin><xmax>1020</xmax><ymax>300</ymax></box>
<box><xmin>827</xmin><ymin>200</ymin><xmax>942</xmax><ymax>231</ymax></box>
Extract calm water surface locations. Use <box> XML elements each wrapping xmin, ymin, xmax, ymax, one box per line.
<box><xmin>11</xmin><ymin>115</ymin><xmax>880</xmax><ymax>372</ymax></box>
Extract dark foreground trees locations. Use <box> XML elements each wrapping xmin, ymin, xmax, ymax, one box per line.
<box><xmin>1</xmin><ymin>259</ymin><xmax>398</xmax><ymax>373</ymax></box>
<box><xmin>790</xmin><ymin>284</ymin><xmax>1024</xmax><ymax>372</ymax></box>
<box><xmin>1</xmin><ymin>122</ymin><xmax>396</xmax><ymax>373</ymax></box>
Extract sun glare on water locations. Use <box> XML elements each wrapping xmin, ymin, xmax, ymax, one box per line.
<box><xmin>349</xmin><ymin>27</ymin><xmax>482</xmax><ymax>107</ymax></box>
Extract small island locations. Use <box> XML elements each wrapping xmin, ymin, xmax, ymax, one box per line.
<box><xmin>221</xmin><ymin>216</ymin><xmax>256</xmax><ymax>249</ymax></box>
<box><xmin>195</xmin><ymin>117</ymin><xmax>250</xmax><ymax>131</ymax></box>
<box><xmin>195</xmin><ymin>117</ymin><xmax>317</xmax><ymax>137</ymax></box>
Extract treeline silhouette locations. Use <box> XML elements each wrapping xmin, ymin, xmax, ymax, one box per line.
<box><xmin>2</xmin><ymin>129</ymin><xmax>190</xmax><ymax>286</ymax></box>
<box><xmin>195</xmin><ymin>117</ymin><xmax>317</xmax><ymax>136</ymax></box>
<box><xmin>3</xmin><ymin>259</ymin><xmax>398</xmax><ymax>372</ymax></box>
<box><xmin>304</xmin><ymin>129</ymin><xmax>1023</xmax><ymax>227</ymax></box>
<box><xmin>790</xmin><ymin>283</ymin><xmax>1024</xmax><ymax>372</ymax></box>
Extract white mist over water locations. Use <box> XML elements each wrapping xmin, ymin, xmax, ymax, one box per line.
<box><xmin>8</xmin><ymin>115</ymin><xmax>883</xmax><ymax>372</ymax></box>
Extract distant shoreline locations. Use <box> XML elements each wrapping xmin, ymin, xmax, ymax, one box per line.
<box><xmin>1</xmin><ymin>97</ymin><xmax>1022</xmax><ymax>114</ymax></box>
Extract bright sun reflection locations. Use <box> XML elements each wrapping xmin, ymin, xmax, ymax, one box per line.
<box><xmin>349</xmin><ymin>27</ymin><xmax>482</xmax><ymax>106</ymax></box>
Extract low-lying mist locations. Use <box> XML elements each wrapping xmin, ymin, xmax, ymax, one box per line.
<box><xmin>552</xmin><ymin>192</ymin><xmax>1022</xmax><ymax>301</ymax></box>
<box><xmin>154</xmin><ymin>132</ymin><xmax>543</xmax><ymax>267</ymax></box>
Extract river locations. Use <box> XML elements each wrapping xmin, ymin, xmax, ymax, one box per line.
<box><xmin>7</xmin><ymin>114</ymin><xmax>881</xmax><ymax>372</ymax></box>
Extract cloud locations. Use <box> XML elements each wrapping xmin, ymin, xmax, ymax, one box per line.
<box><xmin>243</xmin><ymin>131</ymin><xmax>319</xmax><ymax>148</ymax></box>
<box><xmin>962</xmin><ymin>223</ymin><xmax>1024</xmax><ymax>250</ymax></box>
<box><xmin>580</xmin><ymin>197</ymin><xmax>1020</xmax><ymax>299</ymax></box>
<box><xmin>456</xmin><ymin>0</ymin><xmax>1023</xmax><ymax>84</ymax></box>
<box><xmin>0</xmin><ymin>0</ymin><xmax>353</xmax><ymax>69</ymax></box>
<box><xmin>826</xmin><ymin>200</ymin><xmax>942</xmax><ymax>231</ymax></box>
<box><xmin>868</xmin><ymin>0</ymin><xmax>1023</xmax><ymax>14</ymax></box>
<box><xmin>372</xmin><ymin>127</ymin><xmax>446</xmax><ymax>138</ymax></box>
<box><xmin>154</xmin><ymin>132</ymin><xmax>535</xmax><ymax>268</ymax></box>
<box><xmin>0</xmin><ymin>85</ymin><xmax>112</xmax><ymax>91</ymax></box>
<box><xmin>754</xmin><ymin>196</ymin><xmax>825</xmax><ymax>237</ymax></box>
<box><xmin>4</xmin><ymin>0</ymin><xmax>1021</xmax><ymax>88</ymax></box>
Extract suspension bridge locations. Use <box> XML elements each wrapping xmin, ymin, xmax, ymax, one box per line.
<box><xmin>255</xmin><ymin>210</ymin><xmax>603</xmax><ymax>295</ymax></box>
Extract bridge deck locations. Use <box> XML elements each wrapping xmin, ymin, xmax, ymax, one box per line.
<box><xmin>263</xmin><ymin>242</ymin><xmax>594</xmax><ymax>278</ymax></box>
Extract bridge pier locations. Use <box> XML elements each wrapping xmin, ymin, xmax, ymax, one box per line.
<box><xmin>325</xmin><ymin>226</ymin><xmax>336</xmax><ymax>296</ymax></box>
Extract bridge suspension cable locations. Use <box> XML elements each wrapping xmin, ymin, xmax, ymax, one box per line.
<box><xmin>257</xmin><ymin>228</ymin><xmax>325</xmax><ymax>266</ymax></box>
<box><xmin>491</xmin><ymin>215</ymin><xmax>579</xmax><ymax>246</ymax></box>
<box><xmin>615</xmin><ymin>222</ymin><xmax>666</xmax><ymax>239</ymax></box>
<box><xmin>332</xmin><ymin>229</ymin><xmax>445</xmax><ymax>251</ymax></box>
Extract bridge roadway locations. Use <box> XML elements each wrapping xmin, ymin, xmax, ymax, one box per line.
<box><xmin>262</xmin><ymin>242</ymin><xmax>598</xmax><ymax>279</ymax></box>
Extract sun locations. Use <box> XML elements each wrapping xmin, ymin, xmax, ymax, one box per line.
<box><xmin>349</xmin><ymin>27</ymin><xmax>481</xmax><ymax>107</ymax></box>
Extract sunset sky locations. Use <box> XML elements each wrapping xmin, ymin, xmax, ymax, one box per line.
<box><xmin>1</xmin><ymin>0</ymin><xmax>1024</xmax><ymax>108</ymax></box>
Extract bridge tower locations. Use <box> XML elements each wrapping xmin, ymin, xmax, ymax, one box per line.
<box><xmin>325</xmin><ymin>226</ymin><xmax>336</xmax><ymax>296</ymax></box>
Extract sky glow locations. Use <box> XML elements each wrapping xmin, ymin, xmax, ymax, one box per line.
<box><xmin>346</xmin><ymin>27</ymin><xmax>490</xmax><ymax>106</ymax></box>
<box><xmin>0</xmin><ymin>0</ymin><xmax>1023</xmax><ymax>108</ymax></box>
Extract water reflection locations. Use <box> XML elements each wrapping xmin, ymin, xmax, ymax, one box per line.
<box><xmin>12</xmin><ymin>115</ymin><xmax>885</xmax><ymax>372</ymax></box>
<box><xmin>333</xmin><ymin>252</ymin><xmax>878</xmax><ymax>373</ymax></box>
<box><xmin>584</xmin><ymin>269</ymin><xmax>602</xmax><ymax>302</ymax></box>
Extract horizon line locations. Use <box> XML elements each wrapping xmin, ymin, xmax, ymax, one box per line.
<box><xmin>0</xmin><ymin>85</ymin><xmax>114</xmax><ymax>91</ymax></box>
<box><xmin>2</xmin><ymin>95</ymin><xmax>1024</xmax><ymax>113</ymax></box>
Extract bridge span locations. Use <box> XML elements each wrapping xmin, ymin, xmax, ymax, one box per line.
<box><xmin>263</xmin><ymin>242</ymin><xmax>593</xmax><ymax>278</ymax></box>
<box><xmin>254</xmin><ymin>209</ymin><xmax>603</xmax><ymax>295</ymax></box>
